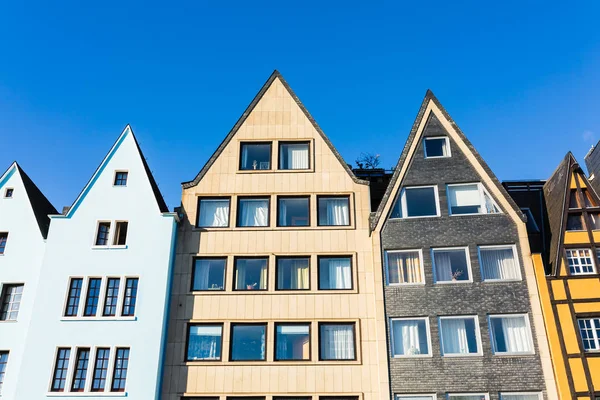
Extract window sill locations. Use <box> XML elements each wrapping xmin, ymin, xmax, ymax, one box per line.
<box><xmin>236</xmin><ymin>169</ymin><xmax>315</xmax><ymax>174</ymax></box>
<box><xmin>482</xmin><ymin>279</ymin><xmax>523</xmax><ymax>283</ymax></box>
<box><xmin>91</xmin><ymin>245</ymin><xmax>128</xmax><ymax>250</ymax></box>
<box><xmin>442</xmin><ymin>353</ymin><xmax>483</xmax><ymax>358</ymax></box>
<box><xmin>387</xmin><ymin>283</ymin><xmax>426</xmax><ymax>287</ymax></box>
<box><xmin>493</xmin><ymin>352</ymin><xmax>536</xmax><ymax>356</ymax></box>
<box><xmin>448</xmin><ymin>212</ymin><xmax>502</xmax><ymax>217</ymax></box>
<box><xmin>60</xmin><ymin>316</ymin><xmax>137</xmax><ymax>322</ymax></box>
<box><xmin>46</xmin><ymin>392</ymin><xmax>128</xmax><ymax>397</ymax></box>
<box><xmin>424</xmin><ymin>155</ymin><xmax>451</xmax><ymax>159</ymax></box>
<box><xmin>191</xmin><ymin>226</ymin><xmax>355</xmax><ymax>232</ymax></box>
<box><xmin>392</xmin><ymin>354</ymin><xmax>433</xmax><ymax>358</ymax></box>
<box><xmin>388</xmin><ymin>215</ymin><xmax>440</xmax><ymax>221</ymax></box>
<box><xmin>434</xmin><ymin>281</ymin><xmax>473</xmax><ymax>285</ymax></box>
<box><xmin>185</xmin><ymin>359</ymin><xmax>361</xmax><ymax>366</ymax></box>
<box><xmin>189</xmin><ymin>289</ymin><xmax>359</xmax><ymax>295</ymax></box>
<box><xmin>0</xmin><ymin>319</ymin><xmax>18</xmax><ymax>323</ymax></box>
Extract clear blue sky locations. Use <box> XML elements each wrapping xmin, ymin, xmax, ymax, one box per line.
<box><xmin>1</xmin><ymin>1</ymin><xmax>599</xmax><ymax>210</ymax></box>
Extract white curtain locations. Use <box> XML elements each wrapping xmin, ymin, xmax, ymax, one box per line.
<box><xmin>388</xmin><ymin>252</ymin><xmax>422</xmax><ymax>284</ymax></box>
<box><xmin>194</xmin><ymin>260</ymin><xmax>222</xmax><ymax>290</ymax></box>
<box><xmin>434</xmin><ymin>252</ymin><xmax>453</xmax><ymax>281</ymax></box>
<box><xmin>481</xmin><ymin>248</ymin><xmax>518</xmax><ymax>280</ymax></box>
<box><xmin>321</xmin><ymin>325</ymin><xmax>354</xmax><ymax>359</ymax></box>
<box><xmin>441</xmin><ymin>319</ymin><xmax>469</xmax><ymax>354</ymax></box>
<box><xmin>320</xmin><ymin>198</ymin><xmax>349</xmax><ymax>225</ymax></box>
<box><xmin>285</xmin><ymin>144</ymin><xmax>309</xmax><ymax>169</ymax></box>
<box><xmin>501</xmin><ymin>317</ymin><xmax>531</xmax><ymax>353</ymax></box>
<box><xmin>239</xmin><ymin>199</ymin><xmax>268</xmax><ymax>226</ymax></box>
<box><xmin>199</xmin><ymin>200</ymin><xmax>229</xmax><ymax>227</ymax></box>
<box><xmin>188</xmin><ymin>325</ymin><xmax>221</xmax><ymax>360</ymax></box>
<box><xmin>393</xmin><ymin>320</ymin><xmax>422</xmax><ymax>355</ymax></box>
<box><xmin>241</xmin><ymin>146</ymin><xmax>249</xmax><ymax>168</ymax></box>
<box><xmin>327</xmin><ymin>258</ymin><xmax>352</xmax><ymax>289</ymax></box>
<box><xmin>449</xmin><ymin>184</ymin><xmax>481</xmax><ymax>210</ymax></box>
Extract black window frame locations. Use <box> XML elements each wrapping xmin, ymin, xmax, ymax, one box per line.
<box><xmin>233</xmin><ymin>256</ymin><xmax>269</xmax><ymax>291</ymax></box>
<box><xmin>317</xmin><ymin>255</ymin><xmax>354</xmax><ymax>290</ymax></box>
<box><xmin>95</xmin><ymin>222</ymin><xmax>111</xmax><ymax>246</ymax></box>
<box><xmin>277</xmin><ymin>195</ymin><xmax>311</xmax><ymax>227</ymax></box>
<box><xmin>113</xmin><ymin>221</ymin><xmax>128</xmax><ymax>246</ymax></box>
<box><xmin>236</xmin><ymin>196</ymin><xmax>271</xmax><ymax>228</ymax></box>
<box><xmin>110</xmin><ymin>347</ymin><xmax>130</xmax><ymax>392</ymax></box>
<box><xmin>3</xmin><ymin>188</ymin><xmax>13</xmax><ymax>198</ymax></box>
<box><xmin>191</xmin><ymin>257</ymin><xmax>227</xmax><ymax>292</ymax></box>
<box><xmin>274</xmin><ymin>322</ymin><xmax>312</xmax><ymax>361</ymax></box>
<box><xmin>50</xmin><ymin>348</ymin><xmax>71</xmax><ymax>392</ymax></box>
<box><xmin>0</xmin><ymin>232</ymin><xmax>8</xmax><ymax>254</ymax></box>
<box><xmin>91</xmin><ymin>348</ymin><xmax>110</xmax><ymax>392</ymax></box>
<box><xmin>278</xmin><ymin>141</ymin><xmax>311</xmax><ymax>170</ymax></box>
<box><xmin>275</xmin><ymin>256</ymin><xmax>311</xmax><ymax>291</ymax></box>
<box><xmin>102</xmin><ymin>278</ymin><xmax>121</xmax><ymax>317</ymax></box>
<box><xmin>71</xmin><ymin>347</ymin><xmax>90</xmax><ymax>392</ymax></box>
<box><xmin>196</xmin><ymin>197</ymin><xmax>232</xmax><ymax>228</ymax></box>
<box><xmin>121</xmin><ymin>278</ymin><xmax>139</xmax><ymax>317</ymax></box>
<box><xmin>239</xmin><ymin>141</ymin><xmax>273</xmax><ymax>171</ymax></box>
<box><xmin>64</xmin><ymin>278</ymin><xmax>83</xmax><ymax>317</ymax></box>
<box><xmin>318</xmin><ymin>322</ymin><xmax>357</xmax><ymax>361</ymax></box>
<box><xmin>0</xmin><ymin>283</ymin><xmax>24</xmax><ymax>321</ymax></box>
<box><xmin>316</xmin><ymin>195</ymin><xmax>351</xmax><ymax>227</ymax></box>
<box><xmin>83</xmin><ymin>278</ymin><xmax>102</xmax><ymax>317</ymax></box>
<box><xmin>186</xmin><ymin>323</ymin><xmax>224</xmax><ymax>362</ymax></box>
<box><xmin>0</xmin><ymin>351</ymin><xmax>8</xmax><ymax>393</ymax></box>
<box><xmin>113</xmin><ymin>171</ymin><xmax>128</xmax><ymax>186</ymax></box>
<box><xmin>229</xmin><ymin>322</ymin><xmax>268</xmax><ymax>362</ymax></box>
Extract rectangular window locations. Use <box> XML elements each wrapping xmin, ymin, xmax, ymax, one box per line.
<box><xmin>71</xmin><ymin>348</ymin><xmax>90</xmax><ymax>392</ymax></box>
<box><xmin>447</xmin><ymin>183</ymin><xmax>500</xmax><ymax>215</ymax></box>
<box><xmin>234</xmin><ymin>258</ymin><xmax>268</xmax><ymax>291</ymax></box>
<box><xmin>187</xmin><ymin>324</ymin><xmax>223</xmax><ymax>361</ymax></box>
<box><xmin>64</xmin><ymin>278</ymin><xmax>83</xmax><ymax>317</ymax></box>
<box><xmin>447</xmin><ymin>395</ymin><xmax>488</xmax><ymax>400</ymax></box>
<box><xmin>95</xmin><ymin>222</ymin><xmax>110</xmax><ymax>246</ymax></box>
<box><xmin>424</xmin><ymin>136</ymin><xmax>450</xmax><ymax>158</ymax></box>
<box><xmin>111</xmin><ymin>348</ymin><xmax>129</xmax><ymax>392</ymax></box>
<box><xmin>489</xmin><ymin>315</ymin><xmax>534</xmax><ymax>354</ymax></box>
<box><xmin>240</xmin><ymin>142</ymin><xmax>271</xmax><ymax>170</ymax></box>
<box><xmin>319</xmin><ymin>322</ymin><xmax>356</xmax><ymax>360</ymax></box>
<box><xmin>84</xmin><ymin>278</ymin><xmax>102</xmax><ymax>317</ymax></box>
<box><xmin>391</xmin><ymin>186</ymin><xmax>439</xmax><ymax>218</ymax></box>
<box><xmin>0</xmin><ymin>284</ymin><xmax>23</xmax><ymax>321</ymax></box>
<box><xmin>500</xmin><ymin>394</ymin><xmax>541</xmax><ymax>400</ymax></box>
<box><xmin>566</xmin><ymin>213</ymin><xmax>585</xmax><ymax>231</ymax></box>
<box><xmin>121</xmin><ymin>278</ymin><xmax>138</xmax><ymax>317</ymax></box>
<box><xmin>318</xmin><ymin>256</ymin><xmax>352</xmax><ymax>290</ymax></box>
<box><xmin>439</xmin><ymin>316</ymin><xmax>482</xmax><ymax>356</ymax></box>
<box><xmin>50</xmin><ymin>348</ymin><xmax>71</xmax><ymax>392</ymax></box>
<box><xmin>237</xmin><ymin>197</ymin><xmax>270</xmax><ymax>227</ymax></box>
<box><xmin>432</xmin><ymin>248</ymin><xmax>471</xmax><ymax>283</ymax></box>
<box><xmin>276</xmin><ymin>257</ymin><xmax>310</xmax><ymax>290</ymax></box>
<box><xmin>197</xmin><ymin>198</ymin><xmax>230</xmax><ymax>228</ymax></box>
<box><xmin>3</xmin><ymin>188</ymin><xmax>13</xmax><ymax>198</ymax></box>
<box><xmin>577</xmin><ymin>317</ymin><xmax>600</xmax><ymax>352</ymax></box>
<box><xmin>386</xmin><ymin>250</ymin><xmax>424</xmax><ymax>285</ymax></box>
<box><xmin>279</xmin><ymin>141</ymin><xmax>310</xmax><ymax>170</ymax></box>
<box><xmin>230</xmin><ymin>324</ymin><xmax>267</xmax><ymax>361</ymax></box>
<box><xmin>91</xmin><ymin>348</ymin><xmax>110</xmax><ymax>391</ymax></box>
<box><xmin>275</xmin><ymin>323</ymin><xmax>310</xmax><ymax>361</ymax></box>
<box><xmin>278</xmin><ymin>196</ymin><xmax>310</xmax><ymax>227</ymax></box>
<box><xmin>0</xmin><ymin>232</ymin><xmax>7</xmax><ymax>254</ymax></box>
<box><xmin>566</xmin><ymin>249</ymin><xmax>596</xmax><ymax>275</ymax></box>
<box><xmin>114</xmin><ymin>171</ymin><xmax>128</xmax><ymax>186</ymax></box>
<box><xmin>391</xmin><ymin>318</ymin><xmax>431</xmax><ymax>357</ymax></box>
<box><xmin>479</xmin><ymin>245</ymin><xmax>521</xmax><ymax>281</ymax></box>
<box><xmin>0</xmin><ymin>352</ymin><xmax>8</xmax><ymax>395</ymax></box>
<box><xmin>317</xmin><ymin>196</ymin><xmax>350</xmax><ymax>226</ymax></box>
<box><xmin>103</xmin><ymin>278</ymin><xmax>121</xmax><ymax>316</ymax></box>
<box><xmin>113</xmin><ymin>222</ymin><xmax>128</xmax><ymax>245</ymax></box>
<box><xmin>193</xmin><ymin>258</ymin><xmax>226</xmax><ymax>291</ymax></box>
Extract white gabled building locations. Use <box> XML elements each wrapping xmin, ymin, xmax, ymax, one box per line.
<box><xmin>0</xmin><ymin>162</ymin><xmax>57</xmax><ymax>399</ymax></box>
<box><xmin>16</xmin><ymin>126</ymin><xmax>178</xmax><ymax>400</ymax></box>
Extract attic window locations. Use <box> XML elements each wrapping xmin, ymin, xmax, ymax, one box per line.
<box><xmin>240</xmin><ymin>142</ymin><xmax>271</xmax><ymax>170</ymax></box>
<box><xmin>114</xmin><ymin>171</ymin><xmax>128</xmax><ymax>186</ymax></box>
<box><xmin>447</xmin><ymin>183</ymin><xmax>500</xmax><ymax>215</ymax></box>
<box><xmin>4</xmin><ymin>188</ymin><xmax>13</xmax><ymax>198</ymax></box>
<box><xmin>424</xmin><ymin>137</ymin><xmax>450</xmax><ymax>158</ymax></box>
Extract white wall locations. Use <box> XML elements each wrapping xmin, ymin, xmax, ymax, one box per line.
<box><xmin>16</xmin><ymin>130</ymin><xmax>177</xmax><ymax>400</ymax></box>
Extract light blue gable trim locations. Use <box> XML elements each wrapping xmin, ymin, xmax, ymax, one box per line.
<box><xmin>0</xmin><ymin>164</ymin><xmax>17</xmax><ymax>190</ymax></box>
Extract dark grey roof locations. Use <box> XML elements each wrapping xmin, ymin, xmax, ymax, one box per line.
<box><xmin>182</xmin><ymin>70</ymin><xmax>368</xmax><ymax>189</ymax></box>
<box><xmin>15</xmin><ymin>163</ymin><xmax>58</xmax><ymax>239</ymax></box>
<box><xmin>370</xmin><ymin>90</ymin><xmax>525</xmax><ymax>231</ymax></box>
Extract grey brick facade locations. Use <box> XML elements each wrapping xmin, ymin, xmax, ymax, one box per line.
<box><xmin>381</xmin><ymin>114</ymin><xmax>547</xmax><ymax>399</ymax></box>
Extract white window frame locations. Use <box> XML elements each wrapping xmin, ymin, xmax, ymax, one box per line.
<box><xmin>565</xmin><ymin>248</ymin><xmax>597</xmax><ymax>275</ymax></box>
<box><xmin>396</xmin><ymin>395</ymin><xmax>437</xmax><ymax>400</ymax></box>
<box><xmin>446</xmin><ymin>182</ymin><xmax>501</xmax><ymax>216</ymax></box>
<box><xmin>478</xmin><ymin>244</ymin><xmax>522</xmax><ymax>282</ymax></box>
<box><xmin>438</xmin><ymin>315</ymin><xmax>483</xmax><ymax>357</ymax></box>
<box><xmin>577</xmin><ymin>317</ymin><xmax>600</xmax><ymax>352</ymax></box>
<box><xmin>392</xmin><ymin>185</ymin><xmax>441</xmax><ymax>219</ymax></box>
<box><xmin>499</xmin><ymin>392</ymin><xmax>543</xmax><ymax>400</ymax></box>
<box><xmin>423</xmin><ymin>136</ymin><xmax>451</xmax><ymax>159</ymax></box>
<box><xmin>390</xmin><ymin>317</ymin><xmax>432</xmax><ymax>358</ymax></box>
<box><xmin>447</xmin><ymin>394</ymin><xmax>490</xmax><ymax>400</ymax></box>
<box><xmin>92</xmin><ymin>220</ymin><xmax>129</xmax><ymax>249</ymax></box>
<box><xmin>385</xmin><ymin>249</ymin><xmax>425</xmax><ymax>286</ymax></box>
<box><xmin>431</xmin><ymin>246</ymin><xmax>473</xmax><ymax>284</ymax></box>
<box><xmin>488</xmin><ymin>313</ymin><xmax>535</xmax><ymax>355</ymax></box>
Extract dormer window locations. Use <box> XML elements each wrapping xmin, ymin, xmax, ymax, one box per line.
<box><xmin>114</xmin><ymin>171</ymin><xmax>128</xmax><ymax>186</ymax></box>
<box><xmin>447</xmin><ymin>183</ymin><xmax>500</xmax><ymax>215</ymax></box>
<box><xmin>4</xmin><ymin>188</ymin><xmax>13</xmax><ymax>198</ymax></box>
<box><xmin>424</xmin><ymin>137</ymin><xmax>450</xmax><ymax>158</ymax></box>
<box><xmin>240</xmin><ymin>142</ymin><xmax>271</xmax><ymax>170</ymax></box>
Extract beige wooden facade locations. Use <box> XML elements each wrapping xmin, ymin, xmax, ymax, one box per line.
<box><xmin>161</xmin><ymin>72</ymin><xmax>390</xmax><ymax>400</ymax></box>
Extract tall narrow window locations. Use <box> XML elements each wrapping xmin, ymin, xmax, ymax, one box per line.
<box><xmin>439</xmin><ymin>316</ymin><xmax>481</xmax><ymax>356</ymax></box>
<box><xmin>71</xmin><ymin>348</ymin><xmax>90</xmax><ymax>392</ymax></box>
<box><xmin>318</xmin><ymin>256</ymin><xmax>352</xmax><ymax>290</ymax></box>
<box><xmin>391</xmin><ymin>318</ymin><xmax>431</xmax><ymax>357</ymax></box>
<box><xmin>479</xmin><ymin>246</ymin><xmax>521</xmax><ymax>281</ymax></box>
<box><xmin>0</xmin><ymin>351</ymin><xmax>8</xmax><ymax>395</ymax></box>
<box><xmin>95</xmin><ymin>222</ymin><xmax>110</xmax><ymax>246</ymax></box>
<box><xmin>114</xmin><ymin>171</ymin><xmax>128</xmax><ymax>186</ymax></box>
<box><xmin>275</xmin><ymin>323</ymin><xmax>310</xmax><ymax>361</ymax></box>
<box><xmin>391</xmin><ymin>186</ymin><xmax>439</xmax><ymax>218</ymax></box>
<box><xmin>187</xmin><ymin>324</ymin><xmax>223</xmax><ymax>361</ymax></box>
<box><xmin>237</xmin><ymin>197</ymin><xmax>270</xmax><ymax>227</ymax></box>
<box><xmin>569</xmin><ymin>189</ymin><xmax>582</xmax><ymax>209</ymax></box>
<box><xmin>424</xmin><ymin>137</ymin><xmax>450</xmax><ymax>158</ymax></box>
<box><xmin>91</xmin><ymin>348</ymin><xmax>110</xmax><ymax>392</ymax></box>
<box><xmin>50</xmin><ymin>348</ymin><xmax>71</xmax><ymax>392</ymax></box>
<box><xmin>278</xmin><ymin>197</ymin><xmax>310</xmax><ymax>227</ymax></box>
<box><xmin>103</xmin><ymin>278</ymin><xmax>121</xmax><ymax>316</ymax></box>
<box><xmin>240</xmin><ymin>142</ymin><xmax>271</xmax><ymax>170</ymax></box>
<box><xmin>317</xmin><ymin>196</ymin><xmax>350</xmax><ymax>226</ymax></box>
<box><xmin>111</xmin><ymin>348</ymin><xmax>130</xmax><ymax>392</ymax></box>
<box><xmin>121</xmin><ymin>278</ymin><xmax>139</xmax><ymax>316</ymax></box>
<box><xmin>279</xmin><ymin>142</ymin><xmax>310</xmax><ymax>170</ymax></box>
<box><xmin>489</xmin><ymin>315</ymin><xmax>534</xmax><ymax>354</ymax></box>
<box><xmin>386</xmin><ymin>250</ymin><xmax>424</xmax><ymax>285</ymax></box>
<box><xmin>577</xmin><ymin>318</ymin><xmax>600</xmax><ymax>352</ymax></box>
<box><xmin>64</xmin><ymin>278</ymin><xmax>83</xmax><ymax>317</ymax></box>
<box><xmin>319</xmin><ymin>323</ymin><xmax>356</xmax><ymax>360</ymax></box>
<box><xmin>432</xmin><ymin>248</ymin><xmax>471</xmax><ymax>283</ymax></box>
<box><xmin>197</xmin><ymin>198</ymin><xmax>230</xmax><ymax>228</ymax></box>
<box><xmin>566</xmin><ymin>213</ymin><xmax>585</xmax><ymax>231</ymax></box>
<box><xmin>0</xmin><ymin>284</ymin><xmax>23</xmax><ymax>321</ymax></box>
<box><xmin>582</xmin><ymin>188</ymin><xmax>597</xmax><ymax>207</ymax></box>
<box><xmin>234</xmin><ymin>258</ymin><xmax>268</xmax><ymax>290</ymax></box>
<box><xmin>230</xmin><ymin>324</ymin><xmax>267</xmax><ymax>361</ymax></box>
<box><xmin>566</xmin><ymin>249</ymin><xmax>596</xmax><ymax>275</ymax></box>
<box><xmin>113</xmin><ymin>222</ymin><xmax>128</xmax><ymax>245</ymax></box>
<box><xmin>276</xmin><ymin>257</ymin><xmax>310</xmax><ymax>290</ymax></box>
<box><xmin>0</xmin><ymin>232</ymin><xmax>7</xmax><ymax>254</ymax></box>
<box><xmin>193</xmin><ymin>259</ymin><xmax>226</xmax><ymax>291</ymax></box>
<box><xmin>84</xmin><ymin>278</ymin><xmax>102</xmax><ymax>317</ymax></box>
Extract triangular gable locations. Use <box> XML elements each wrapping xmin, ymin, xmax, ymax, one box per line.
<box><xmin>182</xmin><ymin>70</ymin><xmax>368</xmax><ymax>188</ymax></box>
<box><xmin>371</xmin><ymin>90</ymin><xmax>525</xmax><ymax>232</ymax></box>
<box><xmin>59</xmin><ymin>125</ymin><xmax>169</xmax><ymax>218</ymax></box>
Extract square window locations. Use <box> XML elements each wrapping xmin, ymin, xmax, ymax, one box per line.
<box><xmin>439</xmin><ymin>316</ymin><xmax>482</xmax><ymax>356</ymax></box>
<box><xmin>278</xmin><ymin>197</ymin><xmax>310</xmax><ymax>227</ymax></box>
<box><xmin>318</xmin><ymin>256</ymin><xmax>352</xmax><ymax>290</ymax></box>
<box><xmin>447</xmin><ymin>183</ymin><xmax>499</xmax><ymax>215</ymax></box>
<box><xmin>489</xmin><ymin>314</ymin><xmax>534</xmax><ymax>354</ymax></box>
<box><xmin>276</xmin><ymin>257</ymin><xmax>310</xmax><ymax>290</ymax></box>
<box><xmin>275</xmin><ymin>323</ymin><xmax>310</xmax><ymax>361</ymax></box>
<box><xmin>3</xmin><ymin>188</ymin><xmax>13</xmax><ymax>198</ymax></box>
<box><xmin>113</xmin><ymin>221</ymin><xmax>128</xmax><ymax>246</ymax></box>
<box><xmin>0</xmin><ymin>284</ymin><xmax>23</xmax><ymax>321</ymax></box>
<box><xmin>500</xmin><ymin>394</ymin><xmax>541</xmax><ymax>400</ymax></box>
<box><xmin>237</xmin><ymin>197</ymin><xmax>270</xmax><ymax>227</ymax></box>
<box><xmin>566</xmin><ymin>213</ymin><xmax>585</xmax><ymax>231</ymax></box>
<box><xmin>193</xmin><ymin>258</ymin><xmax>226</xmax><ymax>291</ymax></box>
<box><xmin>95</xmin><ymin>222</ymin><xmax>111</xmax><ymax>246</ymax></box>
<box><xmin>577</xmin><ymin>317</ymin><xmax>600</xmax><ymax>352</ymax></box>
<box><xmin>391</xmin><ymin>186</ymin><xmax>439</xmax><ymax>218</ymax></box>
<box><xmin>424</xmin><ymin>137</ymin><xmax>450</xmax><ymax>158</ymax></box>
<box><xmin>319</xmin><ymin>322</ymin><xmax>356</xmax><ymax>360</ymax></box>
<box><xmin>432</xmin><ymin>248</ymin><xmax>471</xmax><ymax>283</ymax></box>
<box><xmin>240</xmin><ymin>142</ymin><xmax>271</xmax><ymax>170</ymax></box>
<box><xmin>230</xmin><ymin>324</ymin><xmax>267</xmax><ymax>361</ymax></box>
<box><xmin>386</xmin><ymin>250</ymin><xmax>424</xmax><ymax>285</ymax></box>
<box><xmin>0</xmin><ymin>232</ymin><xmax>8</xmax><ymax>254</ymax></box>
<box><xmin>317</xmin><ymin>196</ymin><xmax>350</xmax><ymax>226</ymax></box>
<box><xmin>187</xmin><ymin>324</ymin><xmax>223</xmax><ymax>361</ymax></box>
<box><xmin>566</xmin><ymin>249</ymin><xmax>596</xmax><ymax>275</ymax></box>
<box><xmin>479</xmin><ymin>246</ymin><xmax>521</xmax><ymax>281</ymax></box>
<box><xmin>234</xmin><ymin>258</ymin><xmax>268</xmax><ymax>290</ymax></box>
<box><xmin>279</xmin><ymin>142</ymin><xmax>310</xmax><ymax>170</ymax></box>
<box><xmin>391</xmin><ymin>318</ymin><xmax>431</xmax><ymax>357</ymax></box>
<box><xmin>197</xmin><ymin>198</ymin><xmax>230</xmax><ymax>228</ymax></box>
<box><xmin>114</xmin><ymin>171</ymin><xmax>128</xmax><ymax>186</ymax></box>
